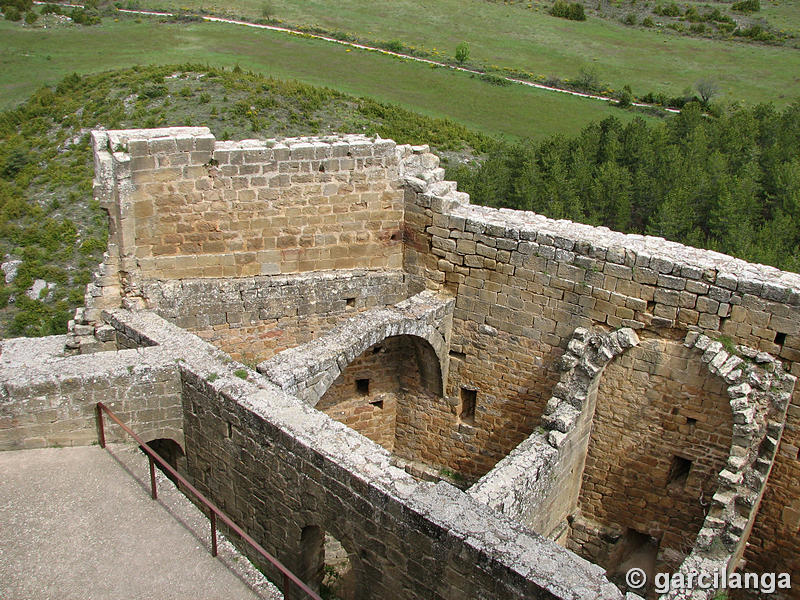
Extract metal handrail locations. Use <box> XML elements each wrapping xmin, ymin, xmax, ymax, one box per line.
<box><xmin>96</xmin><ymin>402</ymin><xmax>322</xmax><ymax>600</ymax></box>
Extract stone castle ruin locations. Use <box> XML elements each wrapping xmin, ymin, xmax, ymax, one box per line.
<box><xmin>2</xmin><ymin>127</ymin><xmax>798</xmax><ymax>599</ymax></box>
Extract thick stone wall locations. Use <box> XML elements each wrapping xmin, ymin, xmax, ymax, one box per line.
<box><xmin>0</xmin><ymin>335</ymin><xmax>183</xmax><ymax>451</ymax></box>
<box><xmin>469</xmin><ymin>328</ymin><xmax>639</xmax><ymax>542</ymax></box>
<box><xmin>93</xmin><ymin>129</ymin><xmax>403</xmax><ymax>291</ymax></box>
<box><xmin>142</xmin><ymin>270</ymin><xmax>414</xmax><ymax>363</ymax></box>
<box><xmin>178</xmin><ymin>363</ymin><xmax>625</xmax><ymax>600</ymax></box>
<box><xmin>574</xmin><ymin>338</ymin><xmax>734</xmax><ymax>571</ymax></box>
<box><xmin>403</xmin><ymin>166</ymin><xmax>800</xmax><ymax>587</ymax></box>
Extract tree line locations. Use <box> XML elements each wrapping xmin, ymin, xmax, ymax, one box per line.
<box><xmin>447</xmin><ymin>102</ymin><xmax>800</xmax><ymax>273</ymax></box>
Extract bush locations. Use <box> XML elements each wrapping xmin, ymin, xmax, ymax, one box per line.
<box><xmin>455</xmin><ymin>41</ymin><xmax>470</xmax><ymax>65</ymax></box>
<box><xmin>642</xmin><ymin>16</ymin><xmax>655</xmax><ymax>27</ymax></box>
<box><xmin>4</xmin><ymin>5</ymin><xmax>21</xmax><ymax>20</ymax></box>
<box><xmin>575</xmin><ymin>65</ymin><xmax>600</xmax><ymax>91</ymax></box>
<box><xmin>732</xmin><ymin>0</ymin><xmax>759</xmax><ymax>12</ymax></box>
<box><xmin>617</xmin><ymin>85</ymin><xmax>634</xmax><ymax>107</ymax></box>
<box><xmin>384</xmin><ymin>39</ymin><xmax>404</xmax><ymax>53</ymax></box>
<box><xmin>690</xmin><ymin>23</ymin><xmax>706</xmax><ymax>33</ymax></box>
<box><xmin>0</xmin><ymin>0</ymin><xmax>32</xmax><ymax>12</ymax></box>
<box><xmin>24</xmin><ymin>9</ymin><xmax>36</xmax><ymax>23</ymax></box>
<box><xmin>69</xmin><ymin>7</ymin><xmax>101</xmax><ymax>25</ymax></box>
<box><xmin>735</xmin><ymin>24</ymin><xmax>774</xmax><ymax>41</ymax></box>
<box><xmin>551</xmin><ymin>0</ymin><xmax>586</xmax><ymax>21</ymax></box>
<box><xmin>684</xmin><ymin>6</ymin><xmax>703</xmax><ymax>22</ymax></box>
<box><xmin>623</xmin><ymin>12</ymin><xmax>637</xmax><ymax>25</ymax></box>
<box><xmin>479</xmin><ymin>73</ymin><xmax>510</xmax><ymax>86</ymax></box>
<box><xmin>654</xmin><ymin>2</ymin><xmax>681</xmax><ymax>16</ymax></box>
<box><xmin>39</xmin><ymin>3</ymin><xmax>63</xmax><ymax>15</ymax></box>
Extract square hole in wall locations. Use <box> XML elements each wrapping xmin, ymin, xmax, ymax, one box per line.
<box><xmin>460</xmin><ymin>388</ymin><xmax>477</xmax><ymax>425</ymax></box>
<box><xmin>346</xmin><ymin>297</ymin><xmax>356</xmax><ymax>308</ymax></box>
<box><xmin>775</xmin><ymin>332</ymin><xmax>787</xmax><ymax>345</ymax></box>
<box><xmin>667</xmin><ymin>455</ymin><xmax>692</xmax><ymax>487</ymax></box>
<box><xmin>356</xmin><ymin>378</ymin><xmax>370</xmax><ymax>396</ymax></box>
<box><xmin>369</xmin><ymin>399</ymin><xmax>384</xmax><ymax>410</ymax></box>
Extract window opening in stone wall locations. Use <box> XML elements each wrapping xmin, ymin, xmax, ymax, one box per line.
<box><xmin>226</xmin><ymin>421</ymin><xmax>233</xmax><ymax>438</ymax></box>
<box><xmin>346</xmin><ymin>297</ymin><xmax>355</xmax><ymax>308</ymax></box>
<box><xmin>775</xmin><ymin>331</ymin><xmax>787</xmax><ymax>345</ymax></box>
<box><xmin>300</xmin><ymin>526</ymin><xmax>355</xmax><ymax>600</ymax></box>
<box><xmin>356</xmin><ymin>378</ymin><xmax>370</xmax><ymax>396</ymax></box>
<box><xmin>667</xmin><ymin>455</ymin><xmax>692</xmax><ymax>487</ymax></box>
<box><xmin>460</xmin><ymin>388</ymin><xmax>477</xmax><ymax>425</ymax></box>
<box><xmin>369</xmin><ymin>398</ymin><xmax>384</xmax><ymax>410</ymax></box>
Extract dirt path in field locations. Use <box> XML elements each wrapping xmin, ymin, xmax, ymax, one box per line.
<box><xmin>114</xmin><ymin>7</ymin><xmax>678</xmax><ymax>114</ymax></box>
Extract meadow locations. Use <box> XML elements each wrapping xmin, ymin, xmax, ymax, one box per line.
<box><xmin>0</xmin><ymin>17</ymin><xmax>650</xmax><ymax>140</ymax></box>
<box><xmin>125</xmin><ymin>0</ymin><xmax>800</xmax><ymax>105</ymax></box>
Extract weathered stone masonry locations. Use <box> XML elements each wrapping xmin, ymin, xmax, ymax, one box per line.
<box><xmin>402</xmin><ymin>158</ymin><xmax>800</xmax><ymax>594</ymax></box>
<box><xmin>4</xmin><ymin>128</ymin><xmax>800</xmax><ymax>599</ymax></box>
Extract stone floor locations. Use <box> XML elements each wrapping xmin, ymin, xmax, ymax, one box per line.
<box><xmin>0</xmin><ymin>444</ymin><xmax>282</xmax><ymax>600</ymax></box>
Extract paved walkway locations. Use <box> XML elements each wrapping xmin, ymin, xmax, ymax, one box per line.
<box><xmin>0</xmin><ymin>445</ymin><xmax>282</xmax><ymax>600</ymax></box>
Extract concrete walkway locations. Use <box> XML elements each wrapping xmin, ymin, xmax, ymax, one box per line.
<box><xmin>0</xmin><ymin>444</ymin><xmax>282</xmax><ymax>600</ymax></box>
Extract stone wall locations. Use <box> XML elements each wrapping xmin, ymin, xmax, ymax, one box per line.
<box><xmin>469</xmin><ymin>328</ymin><xmax>639</xmax><ymax>542</ymax></box>
<box><xmin>93</xmin><ymin>129</ymin><xmax>404</xmax><ymax>293</ymax></box>
<box><xmin>177</xmin><ymin>359</ymin><xmax>626</xmax><ymax>600</ymax></box>
<box><xmin>403</xmin><ymin>164</ymin><xmax>800</xmax><ymax>585</ymax></box>
<box><xmin>142</xmin><ymin>270</ymin><xmax>414</xmax><ymax>363</ymax></box>
<box><xmin>0</xmin><ymin>335</ymin><xmax>183</xmax><ymax>451</ymax></box>
<box><xmin>574</xmin><ymin>337</ymin><xmax>734</xmax><ymax>572</ymax></box>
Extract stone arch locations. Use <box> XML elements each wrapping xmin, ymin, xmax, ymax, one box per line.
<box><xmin>258</xmin><ymin>298</ymin><xmax>449</xmax><ymax>408</ymax></box>
<box><xmin>316</xmin><ymin>334</ymin><xmax>444</xmax><ymax>456</ymax></box>
<box><xmin>572</xmin><ymin>336</ymin><xmax>734</xmax><ymax>583</ymax></box>
<box><xmin>540</xmin><ymin>327</ymin><xmax>795</xmax><ymax>599</ymax></box>
<box><xmin>140</xmin><ymin>437</ymin><xmax>186</xmax><ymax>480</ymax></box>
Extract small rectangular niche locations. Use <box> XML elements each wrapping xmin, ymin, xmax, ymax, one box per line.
<box><xmin>667</xmin><ymin>455</ymin><xmax>692</xmax><ymax>487</ymax></box>
<box><xmin>775</xmin><ymin>331</ymin><xmax>787</xmax><ymax>345</ymax></box>
<box><xmin>369</xmin><ymin>399</ymin><xmax>384</xmax><ymax>410</ymax></box>
<box><xmin>460</xmin><ymin>388</ymin><xmax>477</xmax><ymax>425</ymax></box>
<box><xmin>346</xmin><ymin>297</ymin><xmax>356</xmax><ymax>308</ymax></box>
<box><xmin>356</xmin><ymin>378</ymin><xmax>370</xmax><ymax>396</ymax></box>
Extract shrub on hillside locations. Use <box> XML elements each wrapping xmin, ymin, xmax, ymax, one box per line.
<box><xmin>0</xmin><ymin>0</ymin><xmax>32</xmax><ymax>12</ymax></box>
<box><xmin>3</xmin><ymin>5</ymin><xmax>20</xmax><ymax>19</ymax></box>
<box><xmin>69</xmin><ymin>7</ymin><xmax>101</xmax><ymax>25</ymax></box>
<box><xmin>654</xmin><ymin>2</ymin><xmax>681</xmax><ymax>17</ymax></box>
<box><xmin>551</xmin><ymin>0</ymin><xmax>586</xmax><ymax>21</ymax></box>
<box><xmin>732</xmin><ymin>0</ymin><xmax>760</xmax><ymax>13</ymax></box>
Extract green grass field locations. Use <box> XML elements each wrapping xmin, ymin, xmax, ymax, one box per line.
<box><xmin>0</xmin><ymin>17</ymin><xmax>652</xmax><ymax>140</ymax></box>
<box><xmin>128</xmin><ymin>0</ymin><xmax>800</xmax><ymax>105</ymax></box>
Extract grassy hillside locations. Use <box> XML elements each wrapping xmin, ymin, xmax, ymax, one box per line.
<box><xmin>0</xmin><ymin>16</ymin><xmax>652</xmax><ymax>139</ymax></box>
<box><xmin>125</xmin><ymin>0</ymin><xmax>800</xmax><ymax>105</ymax></box>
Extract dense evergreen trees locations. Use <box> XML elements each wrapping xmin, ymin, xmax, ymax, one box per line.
<box><xmin>447</xmin><ymin>102</ymin><xmax>800</xmax><ymax>272</ymax></box>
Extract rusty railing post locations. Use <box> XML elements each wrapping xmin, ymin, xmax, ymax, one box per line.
<box><xmin>210</xmin><ymin>511</ymin><xmax>218</xmax><ymax>557</ymax></box>
<box><xmin>96</xmin><ymin>402</ymin><xmax>106</xmax><ymax>448</ymax></box>
<box><xmin>148</xmin><ymin>456</ymin><xmax>157</xmax><ymax>500</ymax></box>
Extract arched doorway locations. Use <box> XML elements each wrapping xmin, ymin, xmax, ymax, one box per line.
<box><xmin>316</xmin><ymin>335</ymin><xmax>444</xmax><ymax>465</ymax></box>
<box><xmin>568</xmin><ymin>338</ymin><xmax>733</xmax><ymax>595</ymax></box>
<box><xmin>140</xmin><ymin>438</ymin><xmax>186</xmax><ymax>482</ymax></box>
